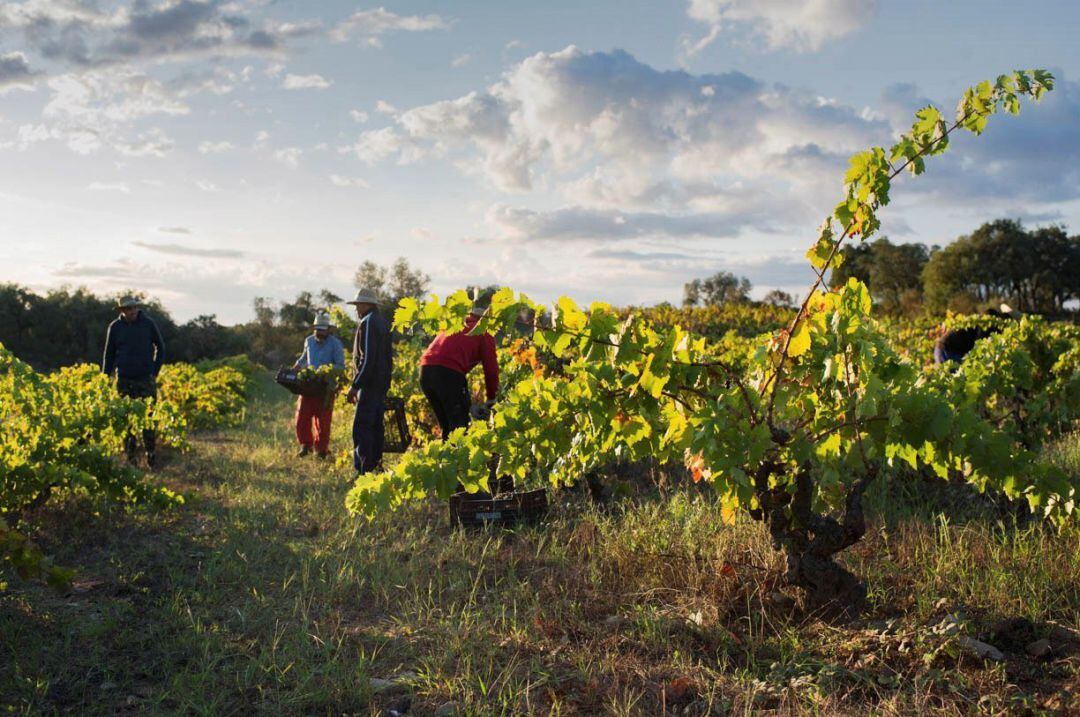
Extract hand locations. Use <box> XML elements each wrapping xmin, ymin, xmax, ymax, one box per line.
<box><xmin>346</xmin><ymin>387</ymin><xmax>359</xmax><ymax>404</ymax></box>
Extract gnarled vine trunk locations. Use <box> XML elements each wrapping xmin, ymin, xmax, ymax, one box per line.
<box><xmin>752</xmin><ymin>462</ymin><xmax>877</xmax><ymax>615</ymax></box>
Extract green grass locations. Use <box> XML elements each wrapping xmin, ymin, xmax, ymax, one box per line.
<box><xmin>2</xmin><ymin>377</ymin><xmax>1078</xmax><ymax>715</ymax></box>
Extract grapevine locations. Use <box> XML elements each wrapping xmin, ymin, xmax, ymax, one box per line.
<box><xmin>347</xmin><ymin>70</ymin><xmax>1075</xmax><ymax>610</ymax></box>
<box><xmin>1</xmin><ymin>346</ymin><xmax>253</xmax><ymax>587</ymax></box>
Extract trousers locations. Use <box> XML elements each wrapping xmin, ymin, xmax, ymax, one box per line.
<box><xmin>117</xmin><ymin>374</ymin><xmax>156</xmax><ymax>457</ymax></box>
<box><xmin>295</xmin><ymin>395</ymin><xmax>334</xmax><ymax>454</ymax></box>
<box><xmin>352</xmin><ymin>389</ymin><xmax>386</xmax><ymax>473</ymax></box>
<box><xmin>419</xmin><ymin>365</ymin><xmax>470</xmax><ymax>441</ymax></box>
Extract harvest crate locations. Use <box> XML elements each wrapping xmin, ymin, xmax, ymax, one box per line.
<box><xmin>274</xmin><ymin>367</ymin><xmax>330</xmax><ymax>400</ymax></box>
<box><xmin>449</xmin><ymin>488</ymin><xmax>548</xmax><ymax>528</ymax></box>
<box><xmin>383</xmin><ymin>396</ymin><xmax>411</xmax><ymax>453</ymax></box>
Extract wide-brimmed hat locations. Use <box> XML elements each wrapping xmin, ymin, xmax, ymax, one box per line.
<box><xmin>999</xmin><ymin>302</ymin><xmax>1015</xmax><ymax>315</ymax></box>
<box><xmin>313</xmin><ymin>312</ymin><xmax>331</xmax><ymax>329</ymax></box>
<box><xmin>346</xmin><ymin>289</ymin><xmax>380</xmax><ymax>305</ymax></box>
<box><xmin>116</xmin><ymin>296</ymin><xmax>139</xmax><ymax>309</ymax></box>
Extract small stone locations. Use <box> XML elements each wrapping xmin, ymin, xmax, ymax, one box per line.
<box><xmin>956</xmin><ymin>636</ymin><xmax>1004</xmax><ymax>662</ymax></box>
<box><xmin>369</xmin><ymin>678</ymin><xmax>395</xmax><ymax>694</ymax></box>
<box><xmin>435</xmin><ymin>701</ymin><xmax>458</xmax><ymax>717</ymax></box>
<box><xmin>603</xmin><ymin>615</ymin><xmax>629</xmax><ymax>628</ymax></box>
<box><xmin>935</xmin><ymin>613</ymin><xmax>963</xmax><ymax>637</ymax></box>
<box><xmin>1026</xmin><ymin>639</ymin><xmax>1052</xmax><ymax>659</ymax></box>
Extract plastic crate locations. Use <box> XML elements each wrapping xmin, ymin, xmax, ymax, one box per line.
<box><xmin>449</xmin><ymin>488</ymin><xmax>548</xmax><ymax>528</ymax></box>
<box><xmin>275</xmin><ymin>367</ymin><xmax>330</xmax><ymax>400</ymax></box>
<box><xmin>383</xmin><ymin>396</ymin><xmax>411</xmax><ymax>453</ymax></box>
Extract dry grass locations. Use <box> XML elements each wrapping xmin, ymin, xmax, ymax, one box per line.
<box><xmin>1</xmin><ymin>379</ymin><xmax>1078</xmax><ymax>715</ymax></box>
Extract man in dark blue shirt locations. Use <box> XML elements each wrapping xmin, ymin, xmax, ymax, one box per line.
<box><xmin>345</xmin><ymin>289</ymin><xmax>393</xmax><ymax>473</ymax></box>
<box><xmin>102</xmin><ymin>296</ymin><xmax>165</xmax><ymax>467</ymax></box>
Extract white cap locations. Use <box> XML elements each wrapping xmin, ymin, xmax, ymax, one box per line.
<box><xmin>999</xmin><ymin>303</ymin><xmax>1015</xmax><ymax>315</ymax></box>
<box><xmin>313</xmin><ymin>312</ymin><xmax>331</xmax><ymax>329</ymax></box>
<box><xmin>347</xmin><ymin>289</ymin><xmax>380</xmax><ymax>305</ymax></box>
<box><xmin>117</xmin><ymin>296</ymin><xmax>139</xmax><ymax>308</ymax></box>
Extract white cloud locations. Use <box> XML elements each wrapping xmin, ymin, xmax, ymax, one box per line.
<box><xmin>198</xmin><ymin>140</ymin><xmax>234</xmax><ymax>154</ymax></box>
<box><xmin>682</xmin><ymin>0</ymin><xmax>879</xmax><ymax>57</ymax></box>
<box><xmin>375</xmin><ymin>99</ymin><xmax>397</xmax><ymax>115</ymax></box>
<box><xmin>451</xmin><ymin>53</ymin><xmax>471</xmax><ymax>68</ymax></box>
<box><xmin>340</xmin><ymin>126</ymin><xmax>419</xmax><ymax>165</ymax></box>
<box><xmin>273</xmin><ymin>147</ymin><xmax>303</xmax><ymax>168</ymax></box>
<box><xmin>349</xmin><ymin>109</ymin><xmax>370</xmax><ymax>123</ymax></box>
<box><xmin>87</xmin><ymin>181</ymin><xmax>130</xmax><ymax>193</ymax></box>
<box><xmin>196</xmin><ymin>180</ymin><xmax>218</xmax><ymax>192</ymax></box>
<box><xmin>39</xmin><ymin>70</ymin><xmax>187</xmax><ymax>155</ymax></box>
<box><xmin>329</xmin><ymin>7</ymin><xmax>450</xmax><ymax>44</ymax></box>
<box><xmin>330</xmin><ymin>174</ymin><xmax>370</xmax><ymax>188</ymax></box>
<box><xmin>283</xmin><ymin>73</ymin><xmax>331</xmax><ymax>90</ymax></box>
<box><xmin>346</xmin><ymin>46</ymin><xmax>886</xmax><ymax>223</ymax></box>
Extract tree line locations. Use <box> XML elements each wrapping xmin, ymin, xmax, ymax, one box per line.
<box><xmin>683</xmin><ymin>219</ymin><xmax>1080</xmax><ymax>317</ymax></box>
<box><xmin>0</xmin><ymin>258</ymin><xmax>431</xmax><ymax>372</ymax></box>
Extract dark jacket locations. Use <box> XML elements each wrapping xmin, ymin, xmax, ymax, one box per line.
<box><xmin>351</xmin><ymin>308</ymin><xmax>392</xmax><ymax>394</ymax></box>
<box><xmin>102</xmin><ymin>311</ymin><xmax>165</xmax><ymax>379</ymax></box>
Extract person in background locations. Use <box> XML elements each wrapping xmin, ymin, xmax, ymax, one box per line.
<box><xmin>933</xmin><ymin>304</ymin><xmax>1016</xmax><ymax>364</ymax></box>
<box><xmin>345</xmin><ymin>290</ymin><xmax>393</xmax><ymax>474</ymax></box>
<box><xmin>292</xmin><ymin>311</ymin><xmax>345</xmax><ymax>459</ymax></box>
<box><xmin>102</xmin><ymin>295</ymin><xmax>165</xmax><ymax>468</ymax></box>
<box><xmin>419</xmin><ymin>296</ymin><xmax>499</xmax><ymax>441</ymax></box>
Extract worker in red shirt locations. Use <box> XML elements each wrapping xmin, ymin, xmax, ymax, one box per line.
<box><xmin>419</xmin><ymin>301</ymin><xmax>499</xmax><ymax>440</ymax></box>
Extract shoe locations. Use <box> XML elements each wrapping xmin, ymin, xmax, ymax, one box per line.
<box><xmin>297</xmin><ymin>446</ymin><xmax>312</xmax><ymax>457</ymax></box>
<box><xmin>316</xmin><ymin>451</ymin><xmax>330</xmax><ymax>460</ymax></box>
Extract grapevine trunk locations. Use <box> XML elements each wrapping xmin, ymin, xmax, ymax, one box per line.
<box><xmin>755</xmin><ymin>463</ymin><xmax>876</xmax><ymax>615</ymax></box>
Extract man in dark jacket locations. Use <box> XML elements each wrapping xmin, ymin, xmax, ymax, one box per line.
<box><xmin>933</xmin><ymin>305</ymin><xmax>1015</xmax><ymax>364</ymax></box>
<box><xmin>102</xmin><ymin>296</ymin><xmax>165</xmax><ymax>466</ymax></box>
<box><xmin>345</xmin><ymin>289</ymin><xmax>393</xmax><ymax>473</ymax></box>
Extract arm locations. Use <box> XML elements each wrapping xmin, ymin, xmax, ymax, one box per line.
<box><xmin>294</xmin><ymin>338</ymin><xmax>310</xmax><ymax>370</ymax></box>
<box><xmin>102</xmin><ymin>323</ymin><xmax>116</xmax><ymax>376</ymax></box>
<box><xmin>150</xmin><ymin>320</ymin><xmax>165</xmax><ymax>376</ymax></box>
<box><xmin>480</xmin><ymin>335</ymin><xmax>499</xmax><ymax>402</ymax></box>
<box><xmin>351</xmin><ymin>318</ymin><xmax>373</xmax><ymax>391</ymax></box>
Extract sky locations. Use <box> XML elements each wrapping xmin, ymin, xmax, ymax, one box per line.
<box><xmin>1</xmin><ymin>0</ymin><xmax>1078</xmax><ymax>324</ymax></box>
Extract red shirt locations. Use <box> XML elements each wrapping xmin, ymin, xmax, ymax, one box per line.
<box><xmin>420</xmin><ymin>315</ymin><xmax>500</xmax><ymax>401</ymax></box>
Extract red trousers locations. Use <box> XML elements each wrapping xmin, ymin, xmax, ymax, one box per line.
<box><xmin>295</xmin><ymin>395</ymin><xmax>334</xmax><ymax>453</ymax></box>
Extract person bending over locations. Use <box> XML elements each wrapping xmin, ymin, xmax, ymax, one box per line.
<box><xmin>419</xmin><ymin>301</ymin><xmax>499</xmax><ymax>441</ymax></box>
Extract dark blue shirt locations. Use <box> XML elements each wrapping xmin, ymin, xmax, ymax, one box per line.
<box><xmin>102</xmin><ymin>311</ymin><xmax>165</xmax><ymax>379</ymax></box>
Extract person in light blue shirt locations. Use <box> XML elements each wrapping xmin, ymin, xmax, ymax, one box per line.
<box><xmin>292</xmin><ymin>312</ymin><xmax>345</xmax><ymax>458</ymax></box>
<box><xmin>294</xmin><ymin>313</ymin><xmax>346</xmax><ymax>371</ymax></box>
